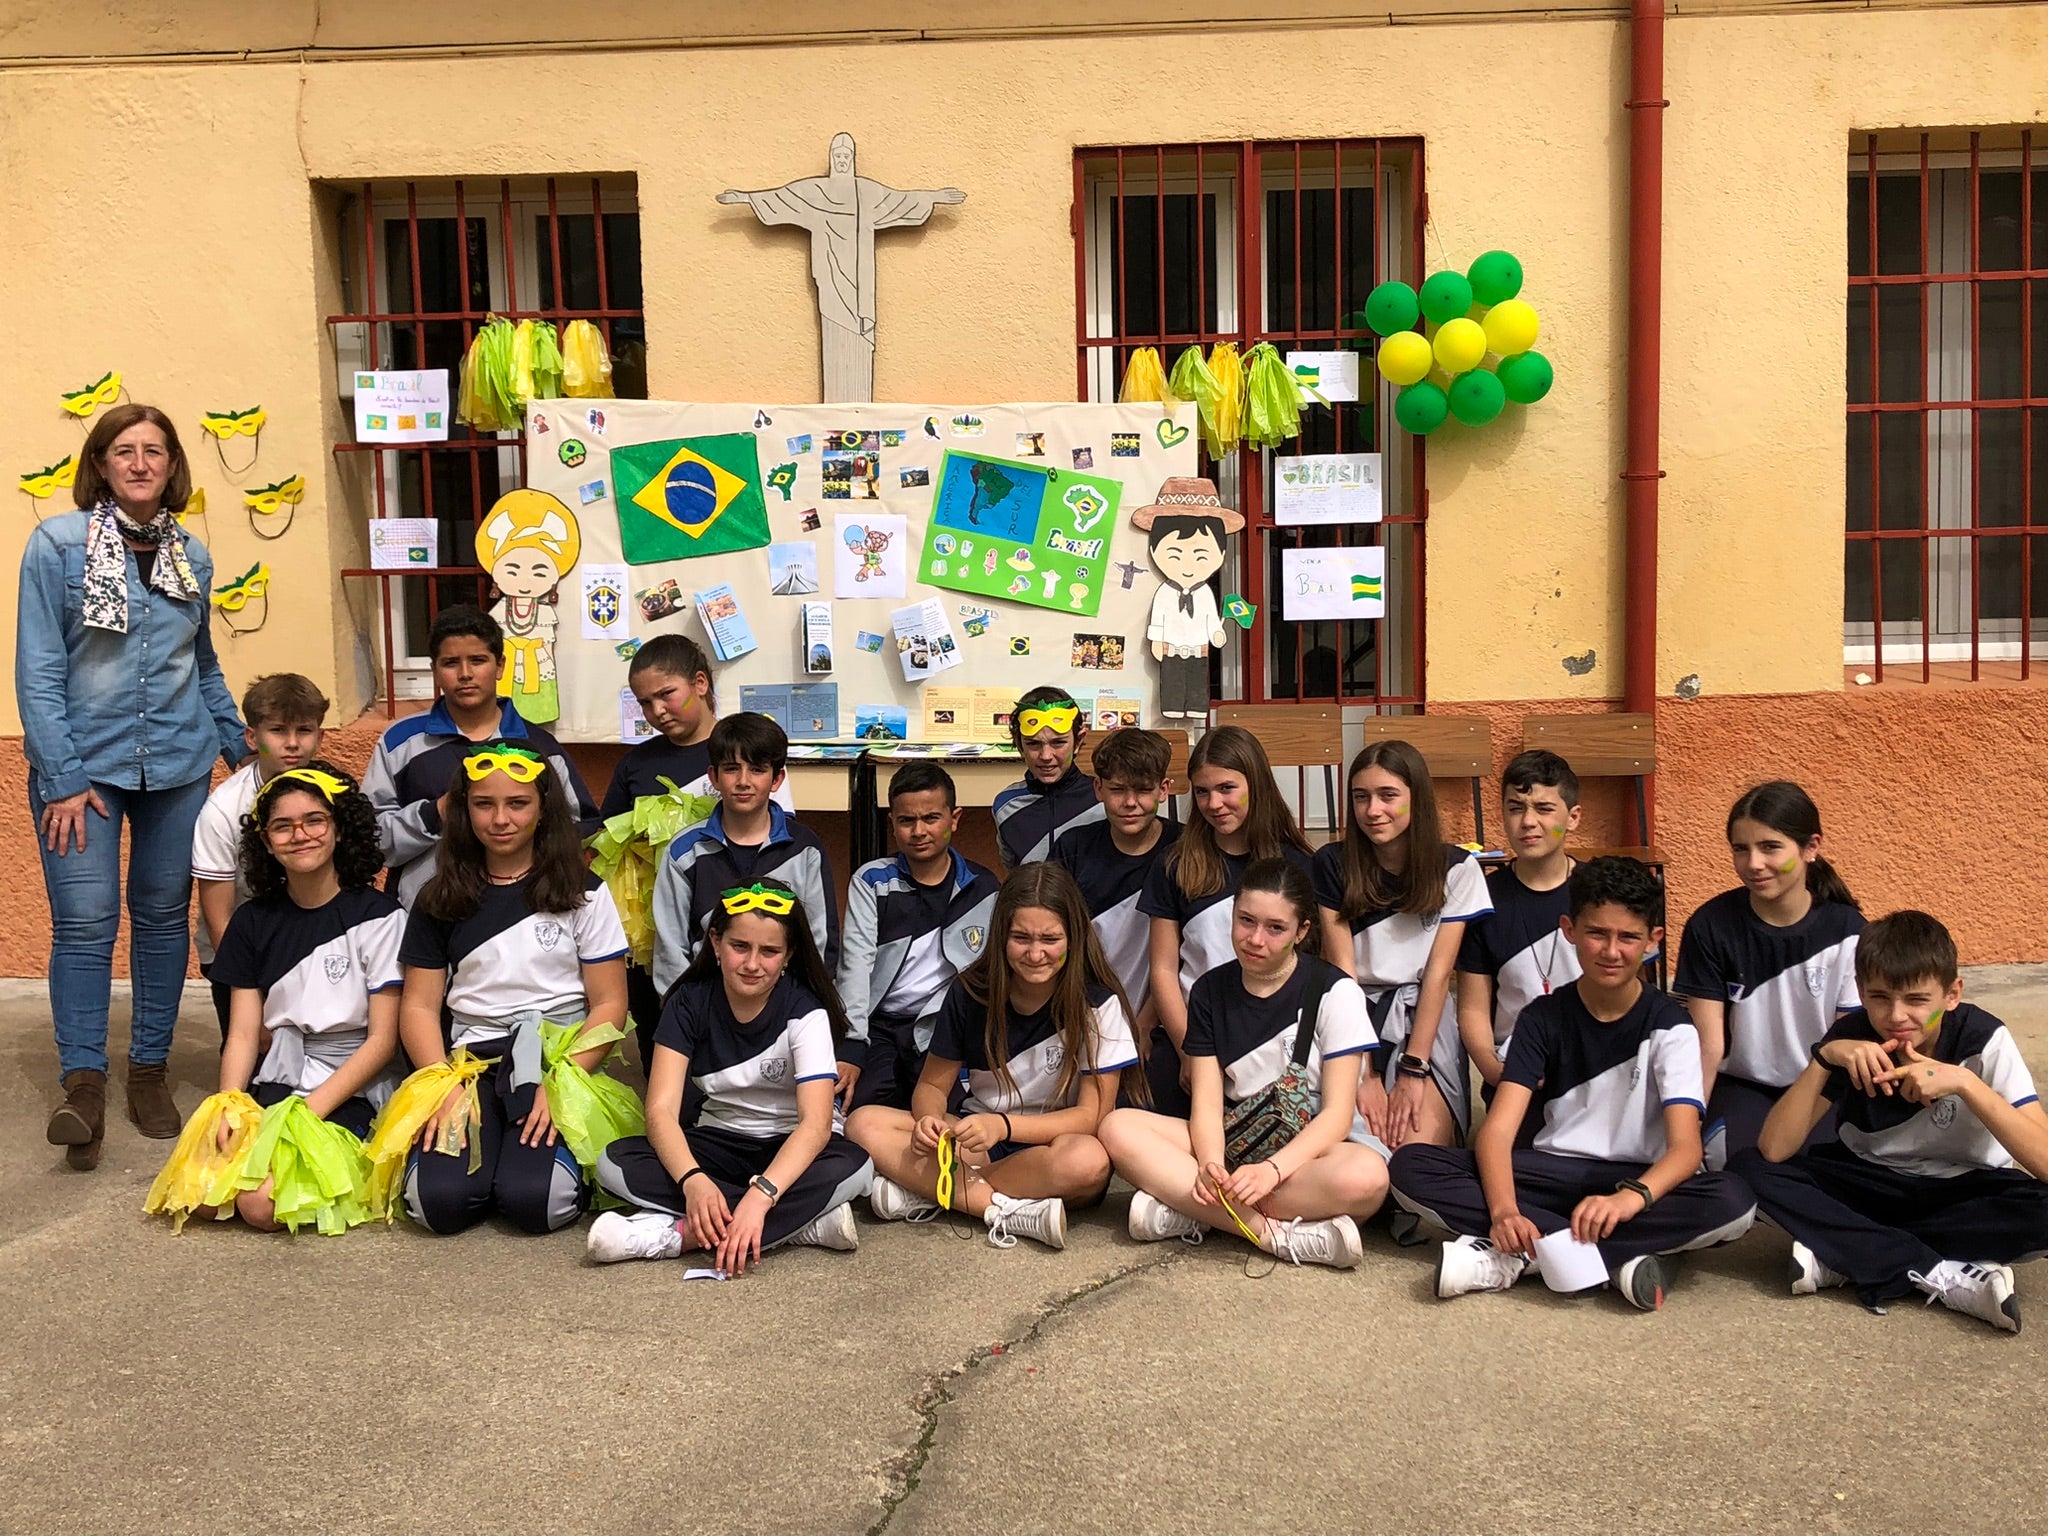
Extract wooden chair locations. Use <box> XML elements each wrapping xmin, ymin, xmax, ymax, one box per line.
<box><xmin>1210</xmin><ymin>705</ymin><xmax>1346</xmax><ymax>837</ymax></box>
<box><xmin>1080</xmin><ymin>726</ymin><xmax>1192</xmax><ymax>825</ymax></box>
<box><xmin>1355</xmin><ymin>715</ymin><xmax>1494</xmax><ymax>848</ymax></box>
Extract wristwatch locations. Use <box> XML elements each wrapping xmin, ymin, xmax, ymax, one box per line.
<box><xmin>1396</xmin><ymin>1053</ymin><xmax>1431</xmax><ymax>1080</ymax></box>
<box><xmin>749</xmin><ymin>1174</ymin><xmax>781</xmax><ymax>1206</ymax></box>
<box><xmin>1616</xmin><ymin>1177</ymin><xmax>1655</xmax><ymax>1209</ymax></box>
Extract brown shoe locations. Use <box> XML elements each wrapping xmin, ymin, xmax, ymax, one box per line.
<box><xmin>126</xmin><ymin>1059</ymin><xmax>182</xmax><ymax>1139</ymax></box>
<box><xmin>47</xmin><ymin>1068</ymin><xmax>107</xmax><ymax>1171</ymax></box>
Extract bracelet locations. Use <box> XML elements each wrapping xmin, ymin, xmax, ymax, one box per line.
<box><xmin>999</xmin><ymin>1112</ymin><xmax>1014</xmax><ymax>1144</ymax></box>
<box><xmin>680</xmin><ymin>1167</ymin><xmax>709</xmax><ymax>1187</ymax></box>
<box><xmin>1616</xmin><ymin>1177</ymin><xmax>1655</xmax><ymax>1209</ymax></box>
<box><xmin>749</xmin><ymin>1173</ymin><xmax>781</xmax><ymax>1206</ymax></box>
<box><xmin>1265</xmin><ymin>1158</ymin><xmax>1284</xmax><ymax>1183</ymax></box>
<box><xmin>1396</xmin><ymin>1053</ymin><xmax>1431</xmax><ymax>1080</ymax></box>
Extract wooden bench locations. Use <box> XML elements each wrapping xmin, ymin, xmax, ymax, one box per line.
<box><xmin>1210</xmin><ymin>704</ymin><xmax>1347</xmax><ymax>836</ymax></box>
<box><xmin>1357</xmin><ymin>715</ymin><xmax>1494</xmax><ymax>848</ymax></box>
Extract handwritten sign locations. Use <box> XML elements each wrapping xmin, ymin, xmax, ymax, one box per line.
<box><xmin>1285</xmin><ymin>350</ymin><xmax>1361</xmax><ymax>404</ymax></box>
<box><xmin>1280</xmin><ymin>545</ymin><xmax>1385</xmax><ymax>622</ymax></box>
<box><xmin>354</xmin><ymin>369</ymin><xmax>450</xmax><ymax>444</ymax></box>
<box><xmin>1272</xmin><ymin>452</ymin><xmax>1383</xmax><ymax>527</ymax></box>
<box><xmin>367</xmin><ymin>517</ymin><xmax>438</xmax><ymax>570</ymax></box>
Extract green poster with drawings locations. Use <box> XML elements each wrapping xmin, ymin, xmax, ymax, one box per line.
<box><xmin>916</xmin><ymin>450</ymin><xmax>1123</xmax><ymax>617</ymax></box>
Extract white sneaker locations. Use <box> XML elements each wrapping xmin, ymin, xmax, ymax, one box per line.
<box><xmin>1265</xmin><ymin>1214</ymin><xmax>1364</xmax><ymax>1270</ymax></box>
<box><xmin>984</xmin><ymin>1192</ymin><xmax>1067</xmax><ymax>1250</ymax></box>
<box><xmin>1435</xmin><ymin>1234</ymin><xmax>1529</xmax><ymax>1297</ymax></box>
<box><xmin>870</xmin><ymin>1175</ymin><xmax>940</xmax><ymax>1223</ymax></box>
<box><xmin>783</xmin><ymin>1202</ymin><xmax>860</xmax><ymax>1252</ymax></box>
<box><xmin>1790</xmin><ymin>1241</ymin><xmax>1850</xmax><ymax>1296</ymax></box>
<box><xmin>586</xmin><ymin>1210</ymin><xmax>683</xmax><ymax>1264</ymax></box>
<box><xmin>1615</xmin><ymin>1253</ymin><xmax>1669</xmax><ymax>1311</ymax></box>
<box><xmin>1127</xmin><ymin>1190</ymin><xmax>1203</xmax><ymax>1244</ymax></box>
<box><xmin>1913</xmin><ymin>1260</ymin><xmax>2021</xmax><ymax>1333</ymax></box>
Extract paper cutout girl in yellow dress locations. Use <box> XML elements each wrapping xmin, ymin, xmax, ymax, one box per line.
<box><xmin>475</xmin><ymin>489</ymin><xmax>580</xmax><ymax>725</ymax></box>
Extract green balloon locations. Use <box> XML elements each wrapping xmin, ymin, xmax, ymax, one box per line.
<box><xmin>1496</xmin><ymin>349</ymin><xmax>1555</xmax><ymax>404</ymax></box>
<box><xmin>1449</xmin><ymin>368</ymin><xmax>1507</xmax><ymax>427</ymax></box>
<box><xmin>1395</xmin><ymin>381</ymin><xmax>1449</xmax><ymax>435</ymax></box>
<box><xmin>1419</xmin><ymin>270</ymin><xmax>1475</xmax><ymax>326</ymax></box>
<box><xmin>1363</xmin><ymin>281</ymin><xmax>1421</xmax><ymax>337</ymax></box>
<box><xmin>1467</xmin><ymin>250</ymin><xmax>1524</xmax><ymax>306</ymax></box>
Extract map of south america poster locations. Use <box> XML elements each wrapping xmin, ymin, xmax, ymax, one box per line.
<box><xmin>915</xmin><ymin>450</ymin><xmax>1123</xmax><ymax>617</ymax></box>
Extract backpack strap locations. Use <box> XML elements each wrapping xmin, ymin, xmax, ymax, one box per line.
<box><xmin>1289</xmin><ymin>959</ymin><xmax>1335</xmax><ymax>1068</ymax></box>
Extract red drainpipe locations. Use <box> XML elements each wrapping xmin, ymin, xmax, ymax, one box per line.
<box><xmin>1624</xmin><ymin>0</ymin><xmax>1667</xmax><ymax>839</ymax></box>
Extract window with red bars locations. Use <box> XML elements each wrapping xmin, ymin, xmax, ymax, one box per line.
<box><xmin>1848</xmin><ymin>130</ymin><xmax>2047</xmax><ymax>680</ymax></box>
<box><xmin>328</xmin><ymin>176</ymin><xmax>647</xmax><ymax>706</ymax></box>
<box><xmin>1074</xmin><ymin>141</ymin><xmax>1425</xmax><ymax>706</ymax></box>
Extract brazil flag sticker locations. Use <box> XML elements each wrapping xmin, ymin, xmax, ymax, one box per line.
<box><xmin>609</xmin><ymin>433</ymin><xmax>771</xmax><ymax>565</ymax></box>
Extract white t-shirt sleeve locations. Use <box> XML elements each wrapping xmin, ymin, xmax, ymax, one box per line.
<box><xmin>360</xmin><ymin>908</ymin><xmax>407</xmax><ymax>993</ymax></box>
<box><xmin>1652</xmin><ymin>1018</ymin><xmax>1707</xmax><ymax>1109</ymax></box>
<box><xmin>1979</xmin><ymin>1025</ymin><xmax>2041</xmax><ymax>1108</ymax></box>
<box><xmin>1315</xmin><ymin>975</ymin><xmax>1377</xmax><ymax>1059</ymax></box>
<box><xmin>1443</xmin><ymin>856</ymin><xmax>1492</xmax><ymax>923</ymax></box>
<box><xmin>576</xmin><ymin>885</ymin><xmax>631</xmax><ymax>963</ymax></box>
<box><xmin>191</xmin><ymin>791</ymin><xmax>242</xmax><ymax>882</ymax></box>
<box><xmin>1832</xmin><ymin>933</ymin><xmax>1863</xmax><ymax>1012</ymax></box>
<box><xmin>1088</xmin><ymin>993</ymin><xmax>1138</xmax><ymax>1072</ymax></box>
<box><xmin>789</xmin><ymin>1006</ymin><xmax>840</xmax><ymax>1084</ymax></box>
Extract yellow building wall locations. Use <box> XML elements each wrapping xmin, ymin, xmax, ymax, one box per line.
<box><xmin>4</xmin><ymin>2</ymin><xmax>2048</xmax><ymax>737</ymax></box>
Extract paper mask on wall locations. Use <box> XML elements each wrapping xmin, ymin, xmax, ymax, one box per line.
<box><xmin>607</xmin><ymin>434</ymin><xmax>771</xmax><ymax>566</ymax></box>
<box><xmin>1132</xmin><ymin>476</ymin><xmax>1243</xmax><ymax>721</ymax></box>
<box><xmin>211</xmin><ymin>562</ymin><xmax>271</xmax><ymax>634</ymax></box>
<box><xmin>244</xmin><ymin>474</ymin><xmax>305</xmax><ymax>539</ymax></box>
<box><xmin>175</xmin><ymin>487</ymin><xmax>207</xmax><ymax>527</ymax></box>
<box><xmin>199</xmin><ymin>406</ymin><xmax>267</xmax><ymax>474</ymax></box>
<box><xmin>60</xmin><ymin>372</ymin><xmax>123</xmax><ymax>419</ymax></box>
<box><xmin>18</xmin><ymin>455</ymin><xmax>76</xmax><ymax>500</ymax></box>
<box><xmin>476</xmin><ymin>489</ymin><xmax>582</xmax><ymax>725</ymax></box>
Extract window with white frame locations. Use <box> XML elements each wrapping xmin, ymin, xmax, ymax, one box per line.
<box><xmin>1847</xmin><ymin>133</ymin><xmax>2047</xmax><ymax>678</ymax></box>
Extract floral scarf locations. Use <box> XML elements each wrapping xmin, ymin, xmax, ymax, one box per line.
<box><xmin>82</xmin><ymin>495</ymin><xmax>200</xmax><ymax>633</ymax></box>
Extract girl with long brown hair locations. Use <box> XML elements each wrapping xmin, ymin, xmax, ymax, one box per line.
<box><xmin>847</xmin><ymin>863</ymin><xmax>1136</xmax><ymax>1249</ymax></box>
<box><xmin>1314</xmin><ymin>740</ymin><xmax>1492</xmax><ymax>1154</ymax></box>
<box><xmin>1138</xmin><ymin>726</ymin><xmax>1313</xmax><ymax>1113</ymax></box>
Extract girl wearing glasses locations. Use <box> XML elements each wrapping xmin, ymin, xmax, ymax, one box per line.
<box><xmin>367</xmin><ymin>740</ymin><xmax>631</xmax><ymax>1235</ymax></box>
<box><xmin>144</xmin><ymin>763</ymin><xmax>403</xmax><ymax>1234</ymax></box>
<box><xmin>991</xmin><ymin>686</ymin><xmax>1103</xmax><ymax>868</ymax></box>
<box><xmin>587</xmin><ymin>878</ymin><xmax>873</xmax><ymax>1272</ymax></box>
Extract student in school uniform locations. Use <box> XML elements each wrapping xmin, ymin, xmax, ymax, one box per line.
<box><xmin>1102</xmin><ymin>857</ymin><xmax>1387</xmax><ymax>1270</ymax></box>
<box><xmin>145</xmin><ymin>763</ymin><xmax>403</xmax><ymax>1235</ymax></box>
<box><xmin>991</xmin><ymin>686</ymin><xmax>1104</xmax><ymax>868</ymax></box>
<box><xmin>839</xmin><ymin>762</ymin><xmax>1000</xmax><ymax>1113</ymax></box>
<box><xmin>1052</xmin><ymin>727</ymin><xmax>1182</xmax><ymax>1100</ymax></box>
<box><xmin>1139</xmin><ymin>725</ymin><xmax>1314</xmax><ymax>1116</ymax></box>
<box><xmin>588</xmin><ymin>879</ymin><xmax>873</xmax><ymax>1269</ymax></box>
<box><xmin>849</xmin><ymin>863</ymin><xmax>1136</xmax><ymax>1249</ymax></box>
<box><xmin>1315</xmin><ymin>740</ymin><xmax>1491</xmax><ymax>1152</ymax></box>
<box><xmin>1675</xmin><ymin>781</ymin><xmax>1865</xmax><ymax>1165</ymax></box>
<box><xmin>1390</xmin><ymin>857</ymin><xmax>1757</xmax><ymax>1310</ymax></box>
<box><xmin>362</xmin><ymin>605</ymin><xmax>598</xmax><ymax>907</ymax></box>
<box><xmin>650</xmin><ymin>712</ymin><xmax>840</xmax><ymax>999</ymax></box>
<box><xmin>1734</xmin><ymin>910</ymin><xmax>2048</xmax><ymax>1333</ymax></box>
<box><xmin>191</xmin><ymin>673</ymin><xmax>330</xmax><ymax>1040</ymax></box>
<box><xmin>367</xmin><ymin>740</ymin><xmax>631</xmax><ymax>1235</ymax></box>
<box><xmin>1454</xmin><ymin>749</ymin><xmax>1584</xmax><ymax>1098</ymax></box>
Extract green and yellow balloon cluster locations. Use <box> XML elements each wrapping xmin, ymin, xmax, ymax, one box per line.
<box><xmin>1360</xmin><ymin>251</ymin><xmax>1553</xmax><ymax>435</ymax></box>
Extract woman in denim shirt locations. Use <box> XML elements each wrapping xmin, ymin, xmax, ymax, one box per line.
<box><xmin>15</xmin><ymin>403</ymin><xmax>247</xmax><ymax>1169</ymax></box>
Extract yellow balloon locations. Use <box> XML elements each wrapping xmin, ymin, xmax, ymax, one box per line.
<box><xmin>1482</xmin><ymin>299</ymin><xmax>1540</xmax><ymax>357</ymax></box>
<box><xmin>1375</xmin><ymin>330</ymin><xmax>1433</xmax><ymax>387</ymax></box>
<box><xmin>1433</xmin><ymin>317</ymin><xmax>1486</xmax><ymax>376</ymax></box>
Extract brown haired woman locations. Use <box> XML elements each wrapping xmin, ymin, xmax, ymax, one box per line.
<box><xmin>17</xmin><ymin>403</ymin><xmax>248</xmax><ymax>1169</ymax></box>
<box><xmin>847</xmin><ymin>863</ymin><xmax>1137</xmax><ymax>1249</ymax></box>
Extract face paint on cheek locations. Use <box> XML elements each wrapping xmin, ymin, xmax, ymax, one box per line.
<box><xmin>1778</xmin><ymin>857</ymin><xmax>1801</xmax><ymax>875</ymax></box>
<box><xmin>1551</xmin><ymin>826</ymin><xmax>1567</xmax><ymax>839</ymax></box>
<box><xmin>1926</xmin><ymin>1008</ymin><xmax>1944</xmax><ymax>1034</ymax></box>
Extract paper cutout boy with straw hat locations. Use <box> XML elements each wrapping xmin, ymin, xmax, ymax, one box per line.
<box><xmin>1131</xmin><ymin>476</ymin><xmax>1242</xmax><ymax>721</ymax></box>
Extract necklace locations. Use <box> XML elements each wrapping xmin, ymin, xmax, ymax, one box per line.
<box><xmin>486</xmin><ymin>865</ymin><xmax>533</xmax><ymax>885</ymax></box>
<box><xmin>1533</xmin><ymin>857</ymin><xmax>1576</xmax><ymax>995</ymax></box>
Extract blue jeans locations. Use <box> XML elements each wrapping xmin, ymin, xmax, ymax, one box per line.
<box><xmin>29</xmin><ymin>775</ymin><xmax>210</xmax><ymax>1077</ymax></box>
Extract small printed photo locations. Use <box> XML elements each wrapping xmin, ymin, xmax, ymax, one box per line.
<box><xmin>767</xmin><ymin>541</ymin><xmax>821</xmax><ymax>597</ymax></box>
<box><xmin>1071</xmin><ymin>446</ymin><xmax>1094</xmax><ymax>470</ymax></box>
<box><xmin>637</xmin><ymin>579</ymin><xmax>684</xmax><ymax>621</ymax></box>
<box><xmin>854</xmin><ymin>705</ymin><xmax>909</xmax><ymax>741</ymax></box>
<box><xmin>1070</xmin><ymin>632</ymin><xmax>1127</xmax><ymax>670</ymax></box>
<box><xmin>931</xmin><ymin>708</ymin><xmax>958</xmax><ymax>726</ymax></box>
<box><xmin>786</xmin><ymin>433</ymin><xmax>814</xmax><ymax>455</ymax></box>
<box><xmin>900</xmin><ymin>466</ymin><xmax>931</xmax><ymax>488</ymax></box>
<box><xmin>1008</xmin><ymin>635</ymin><xmax>1032</xmax><ymax>657</ymax></box>
<box><xmin>822</xmin><ymin>450</ymin><xmax>881</xmax><ymax>500</ymax></box>
<box><xmin>1015</xmin><ymin>431</ymin><xmax>1047</xmax><ymax>458</ymax></box>
<box><xmin>799</xmin><ymin>508</ymin><xmax>822</xmax><ymax>532</ymax></box>
<box><xmin>1110</xmin><ymin>432</ymin><xmax>1141</xmax><ymax>458</ymax></box>
<box><xmin>701</xmin><ymin>590</ymin><xmax>738</xmax><ymax>622</ymax></box>
<box><xmin>881</xmin><ymin>429</ymin><xmax>907</xmax><ymax>448</ymax></box>
<box><xmin>950</xmin><ymin>414</ymin><xmax>986</xmax><ymax>437</ymax></box>
<box><xmin>830</xmin><ymin>429</ymin><xmax>882</xmax><ymax>453</ymax></box>
<box><xmin>856</xmin><ymin>630</ymin><xmax>886</xmax><ymax>653</ymax></box>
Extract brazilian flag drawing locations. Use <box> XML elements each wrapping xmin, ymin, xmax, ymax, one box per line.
<box><xmin>609</xmin><ymin>434</ymin><xmax>771</xmax><ymax>566</ymax></box>
<box><xmin>1351</xmin><ymin>571</ymin><xmax>1384</xmax><ymax>602</ymax></box>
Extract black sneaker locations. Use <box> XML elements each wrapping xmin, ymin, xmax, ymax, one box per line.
<box><xmin>1615</xmin><ymin>1253</ymin><xmax>1668</xmax><ymax>1311</ymax></box>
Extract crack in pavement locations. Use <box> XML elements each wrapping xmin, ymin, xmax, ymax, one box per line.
<box><xmin>863</xmin><ymin>1249</ymin><xmax>1184</xmax><ymax>1535</ymax></box>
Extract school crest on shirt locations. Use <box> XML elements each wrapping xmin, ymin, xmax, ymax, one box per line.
<box><xmin>761</xmin><ymin>1056</ymin><xmax>788</xmax><ymax>1084</ymax></box>
<box><xmin>1420</xmin><ymin>914</ymin><xmax>1440</xmax><ymax>932</ymax></box>
<box><xmin>1630</xmin><ymin>1059</ymin><xmax>1644</xmax><ymax>1088</ymax></box>
<box><xmin>1042</xmin><ymin>1039</ymin><xmax>1064</xmax><ymax>1074</ymax></box>
<box><xmin>1930</xmin><ymin>1095</ymin><xmax>1959</xmax><ymax>1129</ymax></box>
<box><xmin>1725</xmin><ymin>982</ymin><xmax>1749</xmax><ymax>1004</ymax></box>
<box><xmin>964</xmin><ymin>925</ymin><xmax>986</xmax><ymax>953</ymax></box>
<box><xmin>1803</xmin><ymin>960</ymin><xmax>1827</xmax><ymax>998</ymax></box>
<box><xmin>323</xmin><ymin>954</ymin><xmax>351</xmax><ymax>984</ymax></box>
<box><xmin>534</xmin><ymin>919</ymin><xmax>564</xmax><ymax>952</ymax></box>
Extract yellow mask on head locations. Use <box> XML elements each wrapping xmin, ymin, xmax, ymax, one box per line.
<box><xmin>260</xmin><ymin>767</ymin><xmax>351</xmax><ymax>806</ymax></box>
<box><xmin>463</xmin><ymin>746</ymin><xmax>546</xmax><ymax>783</ymax></box>
<box><xmin>721</xmin><ymin>882</ymin><xmax>796</xmax><ymax>916</ymax></box>
<box><xmin>1018</xmin><ymin>702</ymin><xmax>1080</xmax><ymax>738</ymax></box>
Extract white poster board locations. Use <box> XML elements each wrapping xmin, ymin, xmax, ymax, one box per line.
<box><xmin>1280</xmin><ymin>545</ymin><xmax>1386</xmax><ymax>621</ymax></box>
<box><xmin>521</xmin><ymin>400</ymin><xmax>1198</xmax><ymax>743</ymax></box>
<box><xmin>1273</xmin><ymin>452</ymin><xmax>1383</xmax><ymax>527</ymax></box>
<box><xmin>353</xmin><ymin>370</ymin><xmax>450</xmax><ymax>444</ymax></box>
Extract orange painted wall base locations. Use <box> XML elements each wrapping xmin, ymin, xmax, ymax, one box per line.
<box><xmin>3</xmin><ymin>678</ymin><xmax>2041</xmax><ymax>976</ymax></box>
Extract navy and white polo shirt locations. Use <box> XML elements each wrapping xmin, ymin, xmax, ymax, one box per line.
<box><xmin>993</xmin><ymin>764</ymin><xmax>1104</xmax><ymax>868</ymax></box>
<box><xmin>1502</xmin><ymin>985</ymin><xmax>1705</xmax><ymax>1164</ymax></box>
<box><xmin>656</xmin><ymin>976</ymin><xmax>840</xmax><ymax>1139</ymax></box>
<box><xmin>1139</xmin><ymin>842</ymin><xmax>1317</xmax><ymax>1001</ymax></box>
<box><xmin>1455</xmin><ymin>863</ymin><xmax>1581</xmax><ymax>1059</ymax></box>
<box><xmin>1674</xmin><ymin>889</ymin><xmax>1864</xmax><ymax>1089</ymax></box>
<box><xmin>212</xmin><ymin>887</ymin><xmax>406</xmax><ymax>1106</ymax></box>
<box><xmin>1822</xmin><ymin>1003</ymin><xmax>2040</xmax><ymax>1178</ymax></box>
<box><xmin>398</xmin><ymin>875</ymin><xmax>630</xmax><ymax>1049</ymax></box>
<box><xmin>928</xmin><ymin>979</ymin><xmax>1138</xmax><ymax>1117</ymax></box>
<box><xmin>1182</xmin><ymin>954</ymin><xmax>1376</xmax><ymax>1112</ymax></box>
<box><xmin>1053</xmin><ymin>817</ymin><xmax>1182</xmax><ymax>1014</ymax></box>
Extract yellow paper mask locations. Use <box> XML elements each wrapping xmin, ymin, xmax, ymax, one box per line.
<box><xmin>243</xmin><ymin>475</ymin><xmax>305</xmax><ymax>515</ymax></box>
<box><xmin>212</xmin><ymin>562</ymin><xmax>271</xmax><ymax>611</ymax></box>
<box><xmin>18</xmin><ymin>456</ymin><xmax>77</xmax><ymax>499</ymax></box>
<box><xmin>60</xmin><ymin>371</ymin><xmax>123</xmax><ymax>419</ymax></box>
<box><xmin>200</xmin><ymin>407</ymin><xmax>267</xmax><ymax>440</ymax></box>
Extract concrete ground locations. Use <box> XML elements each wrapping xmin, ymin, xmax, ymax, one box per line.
<box><xmin>5</xmin><ymin>971</ymin><xmax>2048</xmax><ymax>1536</ymax></box>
